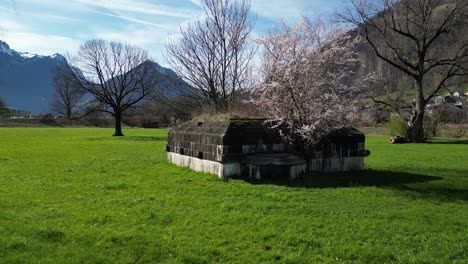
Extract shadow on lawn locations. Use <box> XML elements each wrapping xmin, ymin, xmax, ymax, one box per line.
<box><xmin>240</xmin><ymin>169</ymin><xmax>441</xmax><ymax>188</ymax></box>
<box><xmin>124</xmin><ymin>136</ymin><xmax>167</xmax><ymax>142</ymax></box>
<box><xmin>86</xmin><ymin>136</ymin><xmax>167</xmax><ymax>142</ymax></box>
<box><xmin>239</xmin><ymin>170</ymin><xmax>468</xmax><ymax>202</ymax></box>
<box><xmin>425</xmin><ymin>139</ymin><xmax>468</xmax><ymax>145</ymax></box>
<box><xmin>395</xmin><ymin>185</ymin><xmax>468</xmax><ymax>202</ymax></box>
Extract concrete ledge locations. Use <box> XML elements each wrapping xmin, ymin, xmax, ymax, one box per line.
<box><xmin>167</xmin><ymin>152</ymin><xmax>240</xmax><ymax>178</ymax></box>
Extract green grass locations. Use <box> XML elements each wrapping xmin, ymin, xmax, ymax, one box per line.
<box><xmin>0</xmin><ymin>128</ymin><xmax>466</xmax><ymax>263</ymax></box>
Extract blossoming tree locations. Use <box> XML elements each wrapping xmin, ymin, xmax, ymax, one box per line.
<box><xmin>256</xmin><ymin>17</ymin><xmax>363</xmax><ymax>143</ymax></box>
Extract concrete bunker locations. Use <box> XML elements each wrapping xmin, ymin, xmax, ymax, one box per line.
<box><xmin>166</xmin><ymin>119</ymin><xmax>370</xmax><ymax>179</ymax></box>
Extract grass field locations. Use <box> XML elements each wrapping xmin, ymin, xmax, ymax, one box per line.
<box><xmin>0</xmin><ymin>128</ymin><xmax>466</xmax><ymax>263</ymax></box>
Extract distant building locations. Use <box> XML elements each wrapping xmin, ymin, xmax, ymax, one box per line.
<box><xmin>429</xmin><ymin>92</ymin><xmax>468</xmax><ymax>124</ymax></box>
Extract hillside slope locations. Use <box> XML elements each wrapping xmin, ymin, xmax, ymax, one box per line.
<box><xmin>0</xmin><ymin>41</ymin><xmax>191</xmax><ymax>114</ymax></box>
<box><xmin>0</xmin><ymin>40</ymin><xmax>64</xmax><ymax>114</ymax></box>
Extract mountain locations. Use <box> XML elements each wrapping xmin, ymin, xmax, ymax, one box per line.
<box><xmin>0</xmin><ymin>41</ymin><xmax>191</xmax><ymax>114</ymax></box>
<box><xmin>142</xmin><ymin>60</ymin><xmax>192</xmax><ymax>99</ymax></box>
<box><xmin>94</xmin><ymin>59</ymin><xmax>191</xmax><ymax>103</ymax></box>
<box><xmin>0</xmin><ymin>40</ymin><xmax>65</xmax><ymax>114</ymax></box>
<box><xmin>342</xmin><ymin>0</ymin><xmax>468</xmax><ymax>99</ymax></box>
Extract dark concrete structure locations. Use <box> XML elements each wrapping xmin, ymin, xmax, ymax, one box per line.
<box><xmin>166</xmin><ymin>119</ymin><xmax>369</xmax><ymax>179</ymax></box>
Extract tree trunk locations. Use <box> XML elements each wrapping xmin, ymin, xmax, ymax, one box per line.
<box><xmin>222</xmin><ymin>98</ymin><xmax>230</xmax><ymax>113</ymax></box>
<box><xmin>407</xmin><ymin>108</ymin><xmax>425</xmax><ymax>143</ymax></box>
<box><xmin>113</xmin><ymin>111</ymin><xmax>124</xmax><ymax>137</ymax></box>
<box><xmin>66</xmin><ymin>107</ymin><xmax>72</xmax><ymax>119</ymax></box>
<box><xmin>407</xmin><ymin>79</ymin><xmax>426</xmax><ymax>143</ymax></box>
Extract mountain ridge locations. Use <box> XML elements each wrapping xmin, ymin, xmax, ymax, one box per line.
<box><xmin>0</xmin><ymin>40</ymin><xmax>188</xmax><ymax>114</ymax></box>
<box><xmin>0</xmin><ymin>40</ymin><xmax>65</xmax><ymax>113</ymax></box>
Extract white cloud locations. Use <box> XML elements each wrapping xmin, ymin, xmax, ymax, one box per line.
<box><xmin>97</xmin><ymin>26</ymin><xmax>161</xmax><ymax>46</ymax></box>
<box><xmin>0</xmin><ymin>13</ymin><xmax>26</xmax><ymax>32</ymax></box>
<box><xmin>0</xmin><ymin>0</ymin><xmax>200</xmax><ymax>58</ymax></box>
<box><xmin>29</xmin><ymin>13</ymin><xmax>81</xmax><ymax>24</ymax></box>
<box><xmin>76</xmin><ymin>0</ymin><xmax>200</xmax><ymax>19</ymax></box>
<box><xmin>0</xmin><ymin>0</ymin><xmax>344</xmax><ymax>62</ymax></box>
<box><xmin>189</xmin><ymin>0</ymin><xmax>203</xmax><ymax>8</ymax></box>
<box><xmin>0</xmin><ymin>8</ymin><xmax>80</xmax><ymax>55</ymax></box>
<box><xmin>3</xmin><ymin>31</ymin><xmax>81</xmax><ymax>55</ymax></box>
<box><xmin>91</xmin><ymin>10</ymin><xmax>178</xmax><ymax>30</ymax></box>
<box><xmin>93</xmin><ymin>25</ymin><xmax>169</xmax><ymax>63</ymax></box>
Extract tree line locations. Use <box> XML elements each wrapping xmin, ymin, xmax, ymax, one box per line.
<box><xmin>51</xmin><ymin>0</ymin><xmax>467</xmax><ymax>142</ymax></box>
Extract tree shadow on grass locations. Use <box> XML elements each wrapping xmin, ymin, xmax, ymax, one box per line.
<box><xmin>124</xmin><ymin>136</ymin><xmax>167</xmax><ymax>142</ymax></box>
<box><xmin>86</xmin><ymin>136</ymin><xmax>167</xmax><ymax>142</ymax></box>
<box><xmin>425</xmin><ymin>139</ymin><xmax>468</xmax><ymax>145</ymax></box>
<box><xmin>395</xmin><ymin>185</ymin><xmax>468</xmax><ymax>202</ymax></box>
<box><xmin>239</xmin><ymin>170</ymin><xmax>441</xmax><ymax>189</ymax></box>
<box><xmin>236</xmin><ymin>170</ymin><xmax>467</xmax><ymax>202</ymax></box>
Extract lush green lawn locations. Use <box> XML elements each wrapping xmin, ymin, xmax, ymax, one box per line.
<box><xmin>0</xmin><ymin>128</ymin><xmax>466</xmax><ymax>263</ymax></box>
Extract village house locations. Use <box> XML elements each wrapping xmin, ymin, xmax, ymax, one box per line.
<box><xmin>430</xmin><ymin>92</ymin><xmax>468</xmax><ymax>124</ymax></box>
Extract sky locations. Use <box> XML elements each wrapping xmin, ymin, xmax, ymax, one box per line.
<box><xmin>1</xmin><ymin>0</ymin><xmax>347</xmax><ymax>66</ymax></box>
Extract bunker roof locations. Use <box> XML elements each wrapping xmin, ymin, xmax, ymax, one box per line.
<box><xmin>318</xmin><ymin>127</ymin><xmax>365</xmax><ymax>144</ymax></box>
<box><xmin>168</xmin><ymin>119</ymin><xmax>365</xmax><ymax>146</ymax></box>
<box><xmin>168</xmin><ymin>119</ymin><xmax>284</xmax><ymax>145</ymax></box>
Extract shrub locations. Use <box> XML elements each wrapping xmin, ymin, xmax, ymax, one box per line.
<box><xmin>385</xmin><ymin>116</ymin><xmax>407</xmax><ymax>136</ymax></box>
<box><xmin>443</xmin><ymin>124</ymin><xmax>467</xmax><ymax>138</ymax></box>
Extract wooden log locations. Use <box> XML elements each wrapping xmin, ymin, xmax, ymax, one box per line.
<box><xmin>389</xmin><ymin>136</ymin><xmax>408</xmax><ymax>144</ymax></box>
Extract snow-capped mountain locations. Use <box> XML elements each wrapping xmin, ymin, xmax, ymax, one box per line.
<box><xmin>0</xmin><ymin>40</ymin><xmax>191</xmax><ymax>114</ymax></box>
<box><xmin>0</xmin><ymin>41</ymin><xmax>17</xmax><ymax>57</ymax></box>
<box><xmin>0</xmin><ymin>40</ymin><xmax>65</xmax><ymax>114</ymax></box>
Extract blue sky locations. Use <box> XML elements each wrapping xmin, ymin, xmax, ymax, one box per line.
<box><xmin>1</xmin><ymin>0</ymin><xmax>346</xmax><ymax>66</ymax></box>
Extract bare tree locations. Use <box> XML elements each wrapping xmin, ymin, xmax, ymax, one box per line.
<box><xmin>256</xmin><ymin>17</ymin><xmax>363</xmax><ymax>143</ymax></box>
<box><xmin>342</xmin><ymin>0</ymin><xmax>468</xmax><ymax>142</ymax></box>
<box><xmin>368</xmin><ymin>60</ymin><xmax>413</xmax><ymax>120</ymax></box>
<box><xmin>50</xmin><ymin>63</ymin><xmax>85</xmax><ymax>118</ymax></box>
<box><xmin>165</xmin><ymin>0</ymin><xmax>255</xmax><ymax>113</ymax></box>
<box><xmin>65</xmin><ymin>39</ymin><xmax>157</xmax><ymax>136</ymax></box>
<box><xmin>146</xmin><ymin>65</ymin><xmax>202</xmax><ymax>121</ymax></box>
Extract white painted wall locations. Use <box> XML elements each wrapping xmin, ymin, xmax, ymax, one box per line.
<box><xmin>167</xmin><ymin>152</ymin><xmax>240</xmax><ymax>178</ymax></box>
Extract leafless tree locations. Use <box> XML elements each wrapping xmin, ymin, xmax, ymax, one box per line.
<box><xmin>50</xmin><ymin>63</ymin><xmax>85</xmax><ymax>118</ymax></box>
<box><xmin>165</xmin><ymin>0</ymin><xmax>255</xmax><ymax>113</ymax></box>
<box><xmin>155</xmin><ymin>95</ymin><xmax>201</xmax><ymax>121</ymax></box>
<box><xmin>367</xmin><ymin>60</ymin><xmax>413</xmax><ymax>120</ymax></box>
<box><xmin>64</xmin><ymin>39</ymin><xmax>157</xmax><ymax>136</ymax></box>
<box><xmin>342</xmin><ymin>0</ymin><xmax>468</xmax><ymax>142</ymax></box>
<box><xmin>146</xmin><ymin>66</ymin><xmax>202</xmax><ymax>121</ymax></box>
